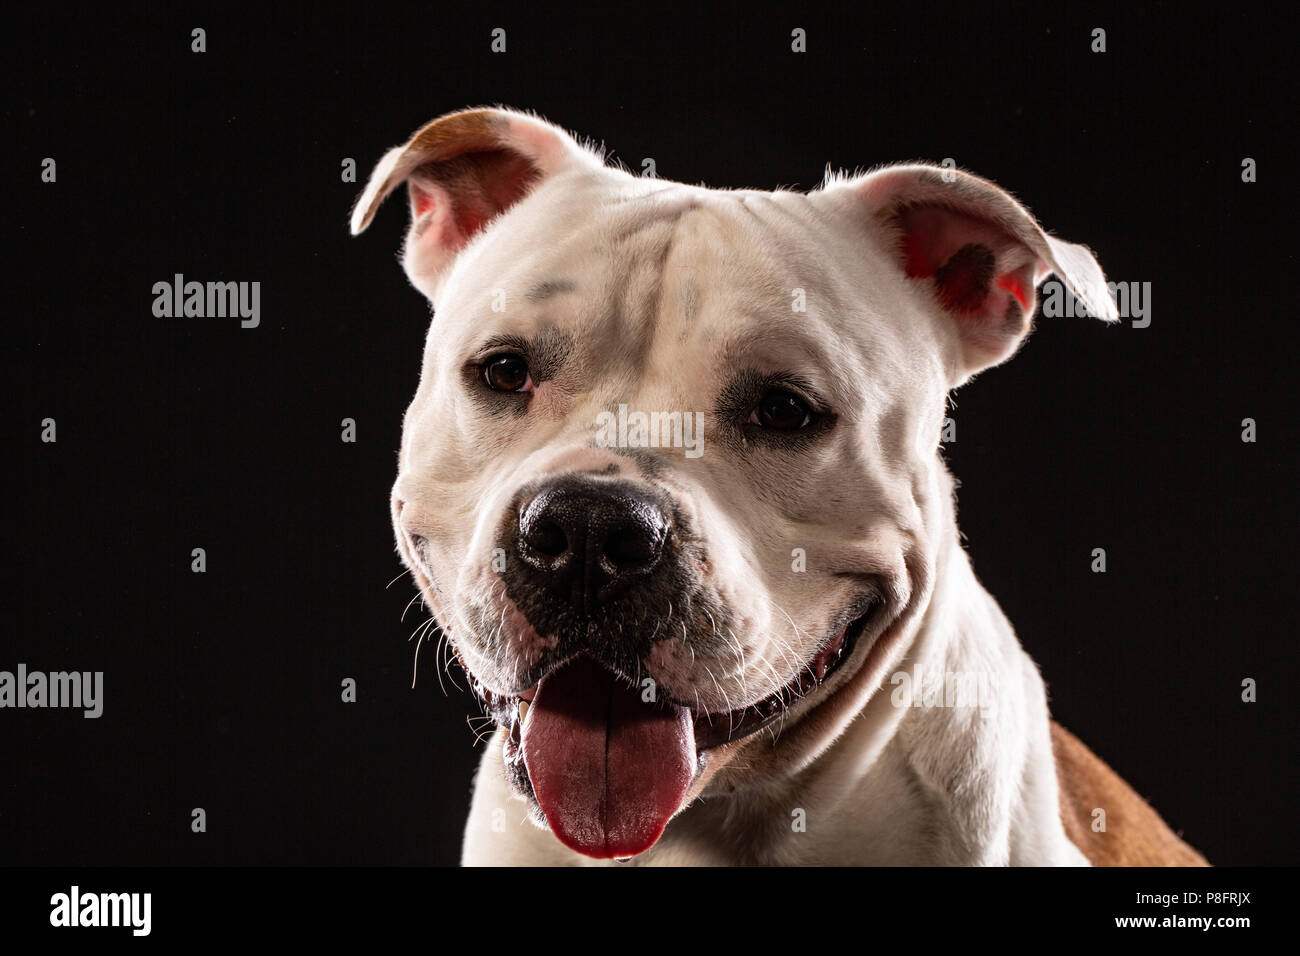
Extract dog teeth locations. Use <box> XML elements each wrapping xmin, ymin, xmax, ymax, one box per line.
<box><xmin>518</xmin><ymin>699</ymin><xmax>529</xmax><ymax>723</ymax></box>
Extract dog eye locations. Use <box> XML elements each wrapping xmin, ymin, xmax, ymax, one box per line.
<box><xmin>749</xmin><ymin>390</ymin><xmax>812</xmax><ymax>430</ymax></box>
<box><xmin>483</xmin><ymin>354</ymin><xmax>533</xmax><ymax>393</ymax></box>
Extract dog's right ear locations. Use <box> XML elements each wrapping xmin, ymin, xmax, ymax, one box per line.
<box><xmin>350</xmin><ymin>107</ymin><xmax>602</xmax><ymax>301</ymax></box>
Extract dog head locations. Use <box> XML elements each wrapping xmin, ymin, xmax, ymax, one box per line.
<box><xmin>353</xmin><ymin>107</ymin><xmax>1116</xmax><ymax>859</ymax></box>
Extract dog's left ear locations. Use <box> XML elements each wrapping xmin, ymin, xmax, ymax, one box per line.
<box><xmin>825</xmin><ymin>164</ymin><xmax>1117</xmax><ymax>384</ymax></box>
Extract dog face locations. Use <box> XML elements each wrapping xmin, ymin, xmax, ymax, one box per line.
<box><xmin>353</xmin><ymin>108</ymin><xmax>1115</xmax><ymax>859</ymax></box>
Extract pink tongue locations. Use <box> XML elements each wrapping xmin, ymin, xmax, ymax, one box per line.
<box><xmin>521</xmin><ymin>656</ymin><xmax>695</xmax><ymax>860</ymax></box>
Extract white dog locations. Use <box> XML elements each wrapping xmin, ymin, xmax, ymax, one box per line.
<box><xmin>352</xmin><ymin>107</ymin><xmax>1207</xmax><ymax>866</ymax></box>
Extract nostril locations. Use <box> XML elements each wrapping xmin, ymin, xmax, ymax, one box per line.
<box><xmin>525</xmin><ymin>518</ymin><xmax>568</xmax><ymax>558</ymax></box>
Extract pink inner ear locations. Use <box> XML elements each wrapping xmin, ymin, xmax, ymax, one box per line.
<box><xmin>896</xmin><ymin>205</ymin><xmax>1035</xmax><ymax>320</ymax></box>
<box><xmin>412</xmin><ymin>188</ymin><xmax>438</xmax><ymax>219</ymax></box>
<box><xmin>996</xmin><ymin>273</ymin><xmax>1029</xmax><ymax>310</ymax></box>
<box><xmin>407</xmin><ymin>148</ymin><xmax>542</xmax><ymax>265</ymax></box>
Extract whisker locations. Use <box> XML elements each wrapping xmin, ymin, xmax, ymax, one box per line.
<box><xmin>466</xmin><ymin>715</ymin><xmax>500</xmax><ymax>747</ymax></box>
<box><xmin>400</xmin><ymin>589</ymin><xmax>424</xmax><ymax>623</ymax></box>
<box><xmin>441</xmin><ymin>626</ymin><xmax>465</xmax><ymax>693</ymax></box>
<box><xmin>703</xmin><ymin>664</ymin><xmax>734</xmax><ymax>738</ymax></box>
<box><xmin>410</xmin><ymin>628</ymin><xmax>427</xmax><ymax>690</ymax></box>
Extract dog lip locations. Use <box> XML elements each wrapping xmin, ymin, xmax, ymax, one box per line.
<box><xmin>463</xmin><ymin>595</ymin><xmax>881</xmax><ymax>785</ymax></box>
<box><xmin>690</xmin><ymin>597</ymin><xmax>880</xmax><ymax>752</ymax></box>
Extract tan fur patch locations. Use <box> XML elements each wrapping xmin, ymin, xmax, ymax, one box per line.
<box><xmin>351</xmin><ymin>109</ymin><xmax>513</xmax><ymax>234</ymax></box>
<box><xmin>1051</xmin><ymin>721</ymin><xmax>1209</xmax><ymax>866</ymax></box>
<box><xmin>405</xmin><ymin>108</ymin><xmax>507</xmax><ymax>160</ymax></box>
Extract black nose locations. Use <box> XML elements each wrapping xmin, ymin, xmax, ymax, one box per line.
<box><xmin>516</xmin><ymin>477</ymin><xmax>670</xmax><ymax>609</ymax></box>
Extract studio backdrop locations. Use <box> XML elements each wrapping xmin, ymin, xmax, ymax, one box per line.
<box><xmin>5</xmin><ymin>5</ymin><xmax>1293</xmax><ymax>866</ymax></box>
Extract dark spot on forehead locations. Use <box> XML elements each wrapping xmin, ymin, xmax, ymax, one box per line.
<box><xmin>526</xmin><ymin>278</ymin><xmax>576</xmax><ymax>302</ymax></box>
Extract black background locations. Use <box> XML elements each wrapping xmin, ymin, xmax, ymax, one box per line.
<box><xmin>5</xmin><ymin>4</ymin><xmax>1294</xmax><ymax>866</ymax></box>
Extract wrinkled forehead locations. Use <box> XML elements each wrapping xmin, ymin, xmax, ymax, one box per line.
<box><xmin>434</xmin><ymin>173</ymin><xmax>932</xmax><ymax>404</ymax></box>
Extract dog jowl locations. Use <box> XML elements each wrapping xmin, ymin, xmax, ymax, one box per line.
<box><xmin>352</xmin><ymin>108</ymin><xmax>1205</xmax><ymax>866</ymax></box>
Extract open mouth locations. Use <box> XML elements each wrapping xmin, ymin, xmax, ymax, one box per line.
<box><xmin>463</xmin><ymin>597</ymin><xmax>880</xmax><ymax>859</ymax></box>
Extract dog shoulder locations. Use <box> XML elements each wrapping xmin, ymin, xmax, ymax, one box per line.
<box><xmin>1050</xmin><ymin>721</ymin><xmax>1209</xmax><ymax>867</ymax></box>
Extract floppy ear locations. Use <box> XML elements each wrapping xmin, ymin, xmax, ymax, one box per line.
<box><xmin>350</xmin><ymin>106</ymin><xmax>602</xmax><ymax>302</ymax></box>
<box><xmin>829</xmin><ymin>164</ymin><xmax>1117</xmax><ymax>384</ymax></box>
